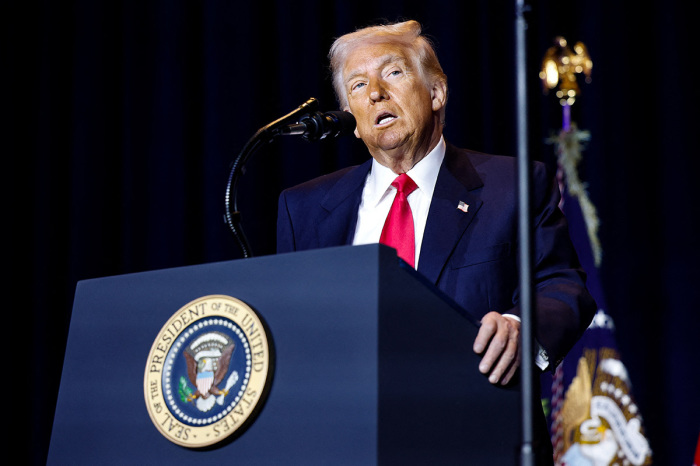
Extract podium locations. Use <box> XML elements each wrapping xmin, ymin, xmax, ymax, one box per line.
<box><xmin>48</xmin><ymin>244</ymin><xmax>522</xmax><ymax>464</ymax></box>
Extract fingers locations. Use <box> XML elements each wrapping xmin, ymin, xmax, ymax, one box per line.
<box><xmin>473</xmin><ymin>312</ymin><xmax>521</xmax><ymax>385</ymax></box>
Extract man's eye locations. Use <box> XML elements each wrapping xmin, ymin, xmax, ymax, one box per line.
<box><xmin>389</xmin><ymin>69</ymin><xmax>402</xmax><ymax>77</ymax></box>
<box><xmin>352</xmin><ymin>82</ymin><xmax>366</xmax><ymax>91</ymax></box>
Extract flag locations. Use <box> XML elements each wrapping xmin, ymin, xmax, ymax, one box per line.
<box><xmin>540</xmin><ymin>124</ymin><xmax>653</xmax><ymax>465</ymax></box>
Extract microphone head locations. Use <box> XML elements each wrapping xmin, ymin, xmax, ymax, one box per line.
<box><xmin>324</xmin><ymin>111</ymin><xmax>356</xmax><ymax>138</ymax></box>
<box><xmin>300</xmin><ymin>110</ymin><xmax>356</xmax><ymax>141</ymax></box>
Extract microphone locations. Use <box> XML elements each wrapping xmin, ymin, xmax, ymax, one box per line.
<box><xmin>279</xmin><ymin>110</ymin><xmax>356</xmax><ymax>141</ymax></box>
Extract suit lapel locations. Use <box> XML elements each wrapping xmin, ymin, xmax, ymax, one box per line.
<box><xmin>418</xmin><ymin>143</ymin><xmax>484</xmax><ymax>284</ymax></box>
<box><xmin>316</xmin><ymin>159</ymin><xmax>372</xmax><ymax>248</ymax></box>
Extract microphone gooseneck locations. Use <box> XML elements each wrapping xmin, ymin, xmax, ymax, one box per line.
<box><xmin>224</xmin><ymin>98</ymin><xmax>356</xmax><ymax>259</ymax></box>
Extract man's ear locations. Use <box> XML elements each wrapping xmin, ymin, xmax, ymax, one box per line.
<box><xmin>431</xmin><ymin>80</ymin><xmax>447</xmax><ymax>112</ymax></box>
<box><xmin>345</xmin><ymin>107</ymin><xmax>361</xmax><ymax>139</ymax></box>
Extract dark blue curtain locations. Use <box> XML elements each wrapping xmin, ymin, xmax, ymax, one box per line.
<box><xmin>7</xmin><ymin>1</ymin><xmax>698</xmax><ymax>464</ymax></box>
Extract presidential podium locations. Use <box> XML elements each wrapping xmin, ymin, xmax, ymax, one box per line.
<box><xmin>48</xmin><ymin>244</ymin><xmax>522</xmax><ymax>465</ymax></box>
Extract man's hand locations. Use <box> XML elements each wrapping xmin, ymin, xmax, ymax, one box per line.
<box><xmin>473</xmin><ymin>311</ymin><xmax>521</xmax><ymax>385</ymax></box>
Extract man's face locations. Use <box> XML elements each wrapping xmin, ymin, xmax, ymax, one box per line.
<box><xmin>342</xmin><ymin>41</ymin><xmax>445</xmax><ymax>164</ymax></box>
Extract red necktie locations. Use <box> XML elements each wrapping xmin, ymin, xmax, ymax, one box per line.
<box><xmin>380</xmin><ymin>173</ymin><xmax>418</xmax><ymax>267</ymax></box>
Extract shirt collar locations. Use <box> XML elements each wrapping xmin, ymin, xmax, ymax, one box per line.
<box><xmin>365</xmin><ymin>136</ymin><xmax>446</xmax><ymax>207</ymax></box>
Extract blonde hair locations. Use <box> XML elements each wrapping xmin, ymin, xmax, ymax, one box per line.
<box><xmin>328</xmin><ymin>20</ymin><xmax>448</xmax><ymax>122</ymax></box>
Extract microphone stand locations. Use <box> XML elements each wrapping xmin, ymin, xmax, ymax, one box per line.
<box><xmin>224</xmin><ymin>97</ymin><xmax>320</xmax><ymax>258</ymax></box>
<box><xmin>515</xmin><ymin>1</ymin><xmax>536</xmax><ymax>465</ymax></box>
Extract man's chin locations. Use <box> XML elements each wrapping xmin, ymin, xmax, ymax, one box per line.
<box><xmin>374</xmin><ymin>131</ymin><xmax>409</xmax><ymax>152</ymax></box>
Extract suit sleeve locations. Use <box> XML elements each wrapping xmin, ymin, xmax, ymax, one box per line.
<box><xmin>514</xmin><ymin>162</ymin><xmax>597</xmax><ymax>368</ymax></box>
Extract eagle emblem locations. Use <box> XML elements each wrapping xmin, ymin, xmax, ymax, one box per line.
<box><xmin>182</xmin><ymin>331</ymin><xmax>238</xmax><ymax>412</ymax></box>
<box><xmin>145</xmin><ymin>295</ymin><xmax>273</xmax><ymax>448</ymax></box>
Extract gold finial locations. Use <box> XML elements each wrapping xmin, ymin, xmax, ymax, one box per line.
<box><xmin>540</xmin><ymin>36</ymin><xmax>593</xmax><ymax>106</ymax></box>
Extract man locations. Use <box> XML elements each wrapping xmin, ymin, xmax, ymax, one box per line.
<box><xmin>277</xmin><ymin>20</ymin><xmax>594</xmax><ymax>394</ymax></box>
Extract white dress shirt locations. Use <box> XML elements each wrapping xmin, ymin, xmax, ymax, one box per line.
<box><xmin>352</xmin><ymin>137</ymin><xmax>446</xmax><ymax>268</ymax></box>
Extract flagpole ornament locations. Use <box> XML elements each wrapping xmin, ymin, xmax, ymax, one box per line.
<box><xmin>540</xmin><ymin>36</ymin><xmax>592</xmax><ymax>107</ymax></box>
<box><xmin>540</xmin><ymin>37</ymin><xmax>592</xmax><ymax>131</ymax></box>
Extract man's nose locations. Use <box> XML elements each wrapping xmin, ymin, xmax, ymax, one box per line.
<box><xmin>369</xmin><ymin>79</ymin><xmax>388</xmax><ymax>102</ymax></box>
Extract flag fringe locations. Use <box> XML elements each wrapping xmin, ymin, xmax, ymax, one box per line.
<box><xmin>547</xmin><ymin>124</ymin><xmax>602</xmax><ymax>267</ymax></box>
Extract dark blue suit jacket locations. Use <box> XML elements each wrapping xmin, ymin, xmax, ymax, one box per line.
<box><xmin>277</xmin><ymin>142</ymin><xmax>596</xmax><ymax>366</ymax></box>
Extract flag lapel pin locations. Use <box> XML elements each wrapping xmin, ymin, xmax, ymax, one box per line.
<box><xmin>457</xmin><ymin>201</ymin><xmax>469</xmax><ymax>213</ymax></box>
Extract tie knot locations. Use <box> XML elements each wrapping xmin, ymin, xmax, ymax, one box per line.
<box><xmin>392</xmin><ymin>173</ymin><xmax>417</xmax><ymax>196</ymax></box>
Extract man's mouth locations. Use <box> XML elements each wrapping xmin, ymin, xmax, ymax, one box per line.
<box><xmin>375</xmin><ymin>111</ymin><xmax>397</xmax><ymax>126</ymax></box>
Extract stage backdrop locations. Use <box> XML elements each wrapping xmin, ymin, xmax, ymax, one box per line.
<box><xmin>5</xmin><ymin>1</ymin><xmax>698</xmax><ymax>464</ymax></box>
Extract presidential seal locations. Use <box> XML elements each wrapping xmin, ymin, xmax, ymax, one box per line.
<box><xmin>144</xmin><ymin>294</ymin><xmax>274</xmax><ymax>448</ymax></box>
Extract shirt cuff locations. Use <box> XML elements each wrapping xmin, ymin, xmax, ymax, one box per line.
<box><xmin>502</xmin><ymin>313</ymin><xmax>550</xmax><ymax>371</ymax></box>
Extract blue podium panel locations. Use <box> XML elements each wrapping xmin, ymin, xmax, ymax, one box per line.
<box><xmin>377</xmin><ymin>259</ymin><xmax>521</xmax><ymax>465</ymax></box>
<box><xmin>48</xmin><ymin>244</ymin><xmax>522</xmax><ymax>465</ymax></box>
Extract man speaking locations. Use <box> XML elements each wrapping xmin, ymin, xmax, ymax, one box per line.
<box><xmin>276</xmin><ymin>19</ymin><xmax>596</xmax><ymax>456</ymax></box>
